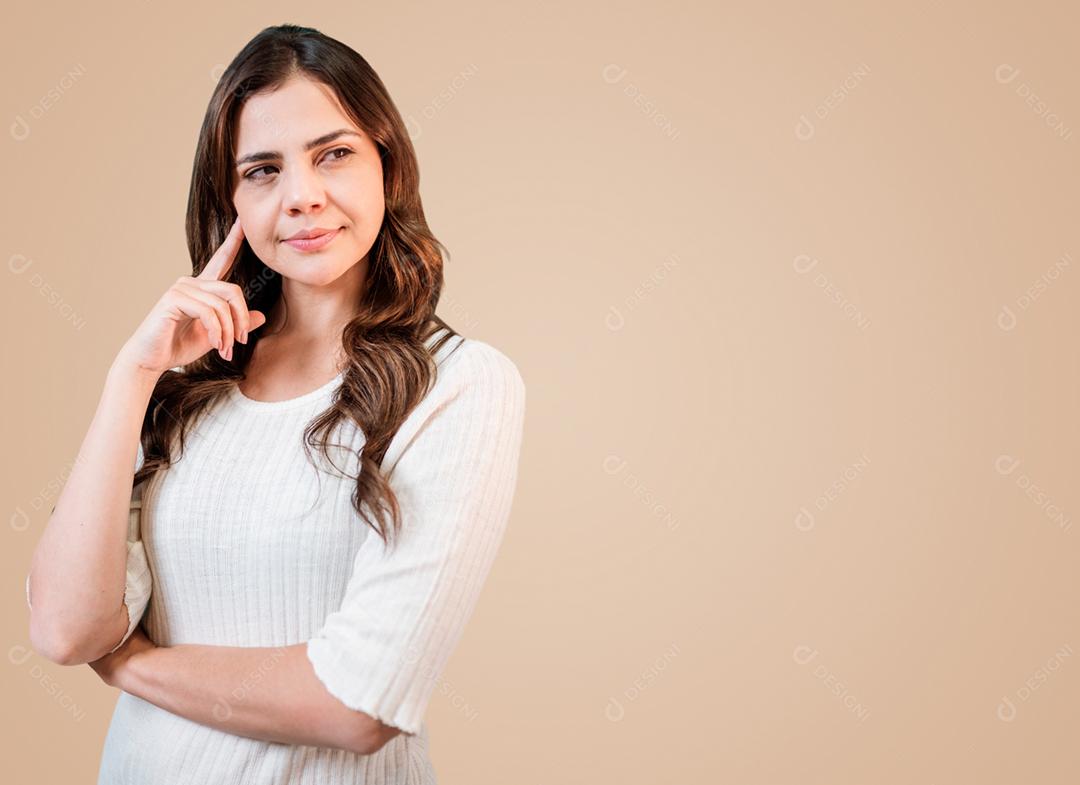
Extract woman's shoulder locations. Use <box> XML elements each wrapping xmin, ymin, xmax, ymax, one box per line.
<box><xmin>379</xmin><ymin>333</ymin><xmax>525</xmax><ymax>475</ymax></box>
<box><xmin>434</xmin><ymin>333</ymin><xmax>526</xmax><ymax>399</ymax></box>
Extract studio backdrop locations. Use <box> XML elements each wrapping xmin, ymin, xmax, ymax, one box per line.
<box><xmin>3</xmin><ymin>2</ymin><xmax>1079</xmax><ymax>784</ymax></box>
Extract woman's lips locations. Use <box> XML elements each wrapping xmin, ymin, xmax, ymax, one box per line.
<box><xmin>283</xmin><ymin>227</ymin><xmax>341</xmax><ymax>252</ymax></box>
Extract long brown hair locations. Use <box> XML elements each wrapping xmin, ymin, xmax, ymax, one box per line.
<box><xmin>135</xmin><ymin>24</ymin><xmax>460</xmax><ymax>548</ymax></box>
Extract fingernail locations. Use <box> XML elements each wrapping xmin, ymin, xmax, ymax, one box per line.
<box><xmin>226</xmin><ymin>344</ymin><xmax>233</xmax><ymax>361</ymax></box>
<box><xmin>240</xmin><ymin>329</ymin><xmax>247</xmax><ymax>344</ymax></box>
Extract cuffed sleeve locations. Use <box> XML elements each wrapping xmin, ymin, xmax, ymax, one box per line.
<box><xmin>305</xmin><ymin>342</ymin><xmax>526</xmax><ymax>735</ymax></box>
<box><xmin>106</xmin><ymin>440</ymin><xmax>153</xmax><ymax>651</ymax></box>
<box><xmin>105</xmin><ymin>499</ymin><xmax>153</xmax><ymax>652</ymax></box>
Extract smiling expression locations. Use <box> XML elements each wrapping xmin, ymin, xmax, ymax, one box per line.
<box><xmin>231</xmin><ymin>74</ymin><xmax>385</xmax><ymax>287</ymax></box>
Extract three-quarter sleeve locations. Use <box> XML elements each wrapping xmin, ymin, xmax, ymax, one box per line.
<box><xmin>305</xmin><ymin>342</ymin><xmax>527</xmax><ymax>735</ymax></box>
<box><xmin>107</xmin><ymin>440</ymin><xmax>154</xmax><ymax>652</ymax></box>
<box><xmin>27</xmin><ymin>441</ymin><xmax>155</xmax><ymax>654</ymax></box>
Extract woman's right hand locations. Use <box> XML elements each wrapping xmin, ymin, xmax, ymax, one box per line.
<box><xmin>116</xmin><ymin>218</ymin><xmax>268</xmax><ymax>376</ymax></box>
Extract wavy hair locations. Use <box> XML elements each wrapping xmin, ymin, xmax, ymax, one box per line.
<box><xmin>134</xmin><ymin>24</ymin><xmax>460</xmax><ymax>548</ymax></box>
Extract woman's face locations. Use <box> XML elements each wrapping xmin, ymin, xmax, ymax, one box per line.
<box><xmin>231</xmin><ymin>75</ymin><xmax>385</xmax><ymax>287</ymax></box>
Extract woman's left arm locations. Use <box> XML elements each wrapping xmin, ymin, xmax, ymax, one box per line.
<box><xmin>90</xmin><ymin>629</ymin><xmax>399</xmax><ymax>755</ymax></box>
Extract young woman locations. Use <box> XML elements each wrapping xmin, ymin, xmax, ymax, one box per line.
<box><xmin>25</xmin><ymin>24</ymin><xmax>526</xmax><ymax>784</ymax></box>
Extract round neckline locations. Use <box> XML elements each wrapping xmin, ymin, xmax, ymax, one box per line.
<box><xmin>223</xmin><ymin>327</ymin><xmax>460</xmax><ymax>412</ymax></box>
<box><xmin>228</xmin><ymin>370</ymin><xmax>345</xmax><ymax>411</ymax></box>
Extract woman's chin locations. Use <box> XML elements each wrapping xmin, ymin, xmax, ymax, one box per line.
<box><xmin>274</xmin><ymin>262</ymin><xmax>350</xmax><ymax>288</ymax></box>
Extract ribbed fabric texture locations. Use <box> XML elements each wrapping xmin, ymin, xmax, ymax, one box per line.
<box><xmin>95</xmin><ymin>329</ymin><xmax>526</xmax><ymax>785</ymax></box>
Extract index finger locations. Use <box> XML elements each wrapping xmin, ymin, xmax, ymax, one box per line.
<box><xmin>197</xmin><ymin>217</ymin><xmax>245</xmax><ymax>281</ymax></box>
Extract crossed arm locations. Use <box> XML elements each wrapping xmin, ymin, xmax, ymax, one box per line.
<box><xmin>91</xmin><ymin>628</ymin><xmax>402</xmax><ymax>756</ymax></box>
<box><xmin>67</xmin><ymin>342</ymin><xmax>524</xmax><ymax>757</ymax></box>
<box><xmin>29</xmin><ymin>564</ymin><xmax>401</xmax><ymax>756</ymax></box>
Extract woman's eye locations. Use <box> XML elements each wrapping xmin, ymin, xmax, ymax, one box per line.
<box><xmin>245</xmin><ymin>166</ymin><xmax>275</xmax><ymax>181</ymax></box>
<box><xmin>243</xmin><ymin>148</ymin><xmax>354</xmax><ymax>181</ymax></box>
<box><xmin>325</xmin><ymin>147</ymin><xmax>354</xmax><ymax>162</ymax></box>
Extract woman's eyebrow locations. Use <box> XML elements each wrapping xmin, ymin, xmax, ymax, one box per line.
<box><xmin>234</xmin><ymin>129</ymin><xmax>362</xmax><ymax>167</ymax></box>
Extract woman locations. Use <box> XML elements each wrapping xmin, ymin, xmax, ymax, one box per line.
<box><xmin>25</xmin><ymin>24</ymin><xmax>526</xmax><ymax>784</ymax></box>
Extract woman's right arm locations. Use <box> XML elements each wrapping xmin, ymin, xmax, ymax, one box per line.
<box><xmin>26</xmin><ymin>355</ymin><xmax>161</xmax><ymax>666</ymax></box>
<box><xmin>27</xmin><ymin>216</ymin><xmax>263</xmax><ymax>666</ymax></box>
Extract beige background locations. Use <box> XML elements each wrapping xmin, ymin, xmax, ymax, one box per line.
<box><xmin>4</xmin><ymin>1</ymin><xmax>1079</xmax><ymax>782</ymax></box>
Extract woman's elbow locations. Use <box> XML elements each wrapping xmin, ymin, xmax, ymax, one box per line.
<box><xmin>29</xmin><ymin>609</ymin><xmax>124</xmax><ymax>666</ymax></box>
<box><xmin>363</xmin><ymin>721</ymin><xmax>403</xmax><ymax>754</ymax></box>
<box><xmin>343</xmin><ymin>713</ymin><xmax>404</xmax><ymax>755</ymax></box>
<box><xmin>326</xmin><ymin>710</ymin><xmax>403</xmax><ymax>756</ymax></box>
<box><xmin>29</xmin><ymin>616</ymin><xmax>82</xmax><ymax>666</ymax></box>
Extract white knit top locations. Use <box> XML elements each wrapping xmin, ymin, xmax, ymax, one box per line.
<box><xmin>84</xmin><ymin>329</ymin><xmax>525</xmax><ymax>784</ymax></box>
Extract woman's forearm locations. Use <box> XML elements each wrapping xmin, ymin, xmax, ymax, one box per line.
<box><xmin>28</xmin><ymin>356</ymin><xmax>160</xmax><ymax>665</ymax></box>
<box><xmin>118</xmin><ymin>641</ymin><xmax>382</xmax><ymax>754</ymax></box>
